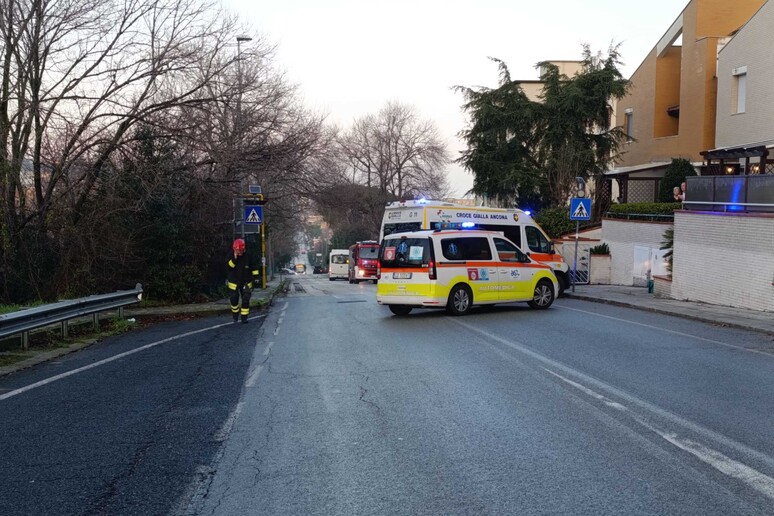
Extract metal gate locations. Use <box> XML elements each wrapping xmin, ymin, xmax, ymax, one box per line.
<box><xmin>559</xmin><ymin>245</ymin><xmax>591</xmax><ymax>285</ymax></box>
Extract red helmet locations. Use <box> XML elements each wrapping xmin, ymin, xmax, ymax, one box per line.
<box><xmin>232</xmin><ymin>238</ymin><xmax>246</xmax><ymax>252</ymax></box>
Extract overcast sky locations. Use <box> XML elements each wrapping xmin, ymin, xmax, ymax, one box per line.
<box><xmin>222</xmin><ymin>0</ymin><xmax>687</xmax><ymax>197</ymax></box>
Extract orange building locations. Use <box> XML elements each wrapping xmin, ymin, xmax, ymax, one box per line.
<box><xmin>607</xmin><ymin>0</ymin><xmax>766</xmax><ymax>202</ymax></box>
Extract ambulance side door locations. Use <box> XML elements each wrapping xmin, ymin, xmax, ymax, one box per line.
<box><xmin>442</xmin><ymin>236</ymin><xmax>498</xmax><ymax>303</ymax></box>
<box><xmin>493</xmin><ymin>237</ymin><xmax>534</xmax><ymax>300</ymax></box>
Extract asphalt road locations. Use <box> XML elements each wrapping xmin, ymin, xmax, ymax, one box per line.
<box><xmin>2</xmin><ymin>275</ymin><xmax>774</xmax><ymax>515</ymax></box>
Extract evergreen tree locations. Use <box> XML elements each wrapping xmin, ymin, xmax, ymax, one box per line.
<box><xmin>455</xmin><ymin>45</ymin><xmax>629</xmax><ymax>215</ymax></box>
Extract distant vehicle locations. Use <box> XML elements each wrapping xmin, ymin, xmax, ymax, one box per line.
<box><xmin>313</xmin><ymin>265</ymin><xmax>324</xmax><ymax>274</ymax></box>
<box><xmin>295</xmin><ymin>263</ymin><xmax>306</xmax><ymax>275</ymax></box>
<box><xmin>280</xmin><ymin>267</ymin><xmax>297</xmax><ymax>275</ymax></box>
<box><xmin>328</xmin><ymin>249</ymin><xmax>349</xmax><ymax>281</ymax></box>
<box><xmin>348</xmin><ymin>241</ymin><xmax>380</xmax><ymax>284</ymax></box>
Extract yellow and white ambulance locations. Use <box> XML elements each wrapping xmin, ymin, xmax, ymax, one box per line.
<box><xmin>376</xmin><ymin>229</ymin><xmax>558</xmax><ymax>316</ymax></box>
<box><xmin>380</xmin><ymin>200</ymin><xmax>570</xmax><ymax>294</ymax></box>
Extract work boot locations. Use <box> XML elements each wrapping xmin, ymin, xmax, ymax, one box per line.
<box><xmin>241</xmin><ymin>315</ymin><xmax>249</xmax><ymax>324</ymax></box>
<box><xmin>233</xmin><ymin>314</ymin><xmax>239</xmax><ymax>323</ymax></box>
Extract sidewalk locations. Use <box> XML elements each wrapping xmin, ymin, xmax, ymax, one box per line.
<box><xmin>564</xmin><ymin>284</ymin><xmax>774</xmax><ymax>336</ymax></box>
<box><xmin>0</xmin><ymin>278</ymin><xmax>286</xmax><ymax>377</ymax></box>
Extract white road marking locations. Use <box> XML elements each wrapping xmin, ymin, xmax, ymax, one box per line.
<box><xmin>0</xmin><ymin>316</ymin><xmax>266</xmax><ymax>402</ymax></box>
<box><xmin>263</xmin><ymin>341</ymin><xmax>274</xmax><ymax>356</ymax></box>
<box><xmin>214</xmin><ymin>401</ymin><xmax>244</xmax><ymax>441</ymax></box>
<box><xmin>451</xmin><ymin>319</ymin><xmax>774</xmax><ymax>486</ymax></box>
<box><xmin>544</xmin><ymin>364</ymin><xmax>774</xmax><ymax>500</ymax></box>
<box><xmin>654</xmin><ymin>431</ymin><xmax>774</xmax><ymax>500</ymax></box>
<box><xmin>543</xmin><ymin>368</ymin><xmax>628</xmax><ymax>411</ymax></box>
<box><xmin>558</xmin><ymin>304</ymin><xmax>774</xmax><ymax>357</ymax></box>
<box><xmin>244</xmin><ymin>365</ymin><xmax>263</xmax><ymax>388</ymax></box>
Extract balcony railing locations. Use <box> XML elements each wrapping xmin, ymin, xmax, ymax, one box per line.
<box><xmin>683</xmin><ymin>175</ymin><xmax>774</xmax><ymax>213</ymax></box>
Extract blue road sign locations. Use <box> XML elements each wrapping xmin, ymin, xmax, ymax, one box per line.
<box><xmin>244</xmin><ymin>205</ymin><xmax>263</xmax><ymax>224</ymax></box>
<box><xmin>569</xmin><ymin>198</ymin><xmax>591</xmax><ymax>220</ymax></box>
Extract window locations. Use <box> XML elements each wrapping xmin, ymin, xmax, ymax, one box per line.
<box><xmin>734</xmin><ymin>71</ymin><xmax>747</xmax><ymax>114</ymax></box>
<box><xmin>525</xmin><ymin>226</ymin><xmax>552</xmax><ymax>254</ymax></box>
<box><xmin>493</xmin><ymin>238</ymin><xmax>528</xmax><ymax>263</ymax></box>
<box><xmin>359</xmin><ymin>246</ymin><xmax>379</xmax><ymax>259</ymax></box>
<box><xmin>440</xmin><ymin>237</ymin><xmax>492</xmax><ymax>261</ymax></box>
<box><xmin>382</xmin><ymin>222</ymin><xmax>421</xmax><ymax>237</ymax></box>
<box><xmin>331</xmin><ymin>255</ymin><xmax>347</xmax><ymax>264</ymax></box>
<box><xmin>624</xmin><ymin>109</ymin><xmax>634</xmax><ymax>142</ymax></box>
<box><xmin>380</xmin><ymin>237</ymin><xmax>430</xmax><ymax>267</ymax></box>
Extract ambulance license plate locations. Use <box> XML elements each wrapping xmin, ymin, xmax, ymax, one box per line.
<box><xmin>393</xmin><ymin>272</ymin><xmax>412</xmax><ymax>279</ymax></box>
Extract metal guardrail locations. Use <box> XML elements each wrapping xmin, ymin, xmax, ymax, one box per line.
<box><xmin>0</xmin><ymin>283</ymin><xmax>143</xmax><ymax>350</ymax></box>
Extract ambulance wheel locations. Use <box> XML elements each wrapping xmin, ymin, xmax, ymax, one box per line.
<box><xmin>329</xmin><ymin>277</ymin><xmax>334</xmax><ymax>281</ymax></box>
<box><xmin>388</xmin><ymin>305</ymin><xmax>412</xmax><ymax>316</ymax></box>
<box><xmin>528</xmin><ymin>279</ymin><xmax>555</xmax><ymax>309</ymax></box>
<box><xmin>446</xmin><ymin>284</ymin><xmax>472</xmax><ymax>316</ymax></box>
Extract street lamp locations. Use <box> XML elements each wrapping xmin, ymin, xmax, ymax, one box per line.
<box><xmin>235</xmin><ymin>35</ymin><xmax>252</xmax><ymax>133</ymax></box>
<box><xmin>233</xmin><ymin>35</ymin><xmax>252</xmax><ymax>241</ymax></box>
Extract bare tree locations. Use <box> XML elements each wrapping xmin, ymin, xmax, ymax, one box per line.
<box><xmin>338</xmin><ymin>102</ymin><xmax>451</xmax><ymax>200</ymax></box>
<box><xmin>0</xmin><ymin>0</ymin><xmax>261</xmax><ymax>300</ymax></box>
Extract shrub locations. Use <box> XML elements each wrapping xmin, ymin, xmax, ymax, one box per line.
<box><xmin>660</xmin><ymin>227</ymin><xmax>674</xmax><ymax>274</ymax></box>
<box><xmin>658</xmin><ymin>158</ymin><xmax>697</xmax><ymax>202</ymax></box>
<box><xmin>534</xmin><ymin>207</ymin><xmax>576</xmax><ymax>239</ymax></box>
<box><xmin>589</xmin><ymin>243</ymin><xmax>610</xmax><ymax>255</ymax></box>
<box><xmin>606</xmin><ymin>202</ymin><xmax>682</xmax><ymax>220</ymax></box>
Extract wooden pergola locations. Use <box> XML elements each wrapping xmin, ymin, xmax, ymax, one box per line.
<box><xmin>700</xmin><ymin>145</ymin><xmax>770</xmax><ymax>175</ymax></box>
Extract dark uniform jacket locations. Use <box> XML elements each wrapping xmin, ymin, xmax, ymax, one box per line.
<box><xmin>226</xmin><ymin>253</ymin><xmax>259</xmax><ymax>288</ymax></box>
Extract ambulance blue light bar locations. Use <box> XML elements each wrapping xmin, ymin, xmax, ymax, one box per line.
<box><xmin>432</xmin><ymin>222</ymin><xmax>478</xmax><ymax>231</ymax></box>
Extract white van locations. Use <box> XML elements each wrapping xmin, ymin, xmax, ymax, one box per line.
<box><xmin>376</xmin><ymin>229</ymin><xmax>558</xmax><ymax>316</ymax></box>
<box><xmin>328</xmin><ymin>249</ymin><xmax>349</xmax><ymax>281</ymax></box>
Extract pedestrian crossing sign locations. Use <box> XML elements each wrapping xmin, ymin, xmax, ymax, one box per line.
<box><xmin>569</xmin><ymin>198</ymin><xmax>591</xmax><ymax>220</ymax></box>
<box><xmin>244</xmin><ymin>205</ymin><xmax>263</xmax><ymax>224</ymax></box>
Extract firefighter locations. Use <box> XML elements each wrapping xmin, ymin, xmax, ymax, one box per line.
<box><xmin>226</xmin><ymin>238</ymin><xmax>259</xmax><ymax>323</ymax></box>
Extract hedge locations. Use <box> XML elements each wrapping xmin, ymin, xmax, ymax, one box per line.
<box><xmin>606</xmin><ymin>202</ymin><xmax>682</xmax><ymax>219</ymax></box>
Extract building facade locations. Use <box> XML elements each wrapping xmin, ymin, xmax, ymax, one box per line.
<box><xmin>711</xmin><ymin>0</ymin><xmax>774</xmax><ymax>174</ymax></box>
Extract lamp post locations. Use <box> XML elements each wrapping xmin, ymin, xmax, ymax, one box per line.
<box><xmin>235</xmin><ymin>34</ymin><xmax>252</xmax><ymax>140</ymax></box>
<box><xmin>234</xmin><ymin>35</ymin><xmax>252</xmax><ymax>241</ymax></box>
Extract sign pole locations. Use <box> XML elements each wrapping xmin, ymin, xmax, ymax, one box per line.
<box><xmin>572</xmin><ymin>220</ymin><xmax>579</xmax><ymax>293</ymax></box>
<box><xmin>261</xmin><ymin>221</ymin><xmax>267</xmax><ymax>288</ymax></box>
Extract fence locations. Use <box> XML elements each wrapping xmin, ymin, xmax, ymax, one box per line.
<box><xmin>684</xmin><ymin>175</ymin><xmax>774</xmax><ymax>213</ymax></box>
<box><xmin>0</xmin><ymin>284</ymin><xmax>143</xmax><ymax>350</ymax></box>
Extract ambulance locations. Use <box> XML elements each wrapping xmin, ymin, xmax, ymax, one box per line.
<box><xmin>376</xmin><ymin>229</ymin><xmax>558</xmax><ymax>316</ymax></box>
<box><xmin>380</xmin><ymin>200</ymin><xmax>570</xmax><ymax>294</ymax></box>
